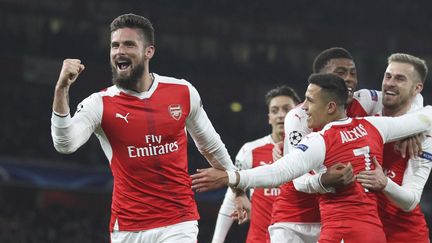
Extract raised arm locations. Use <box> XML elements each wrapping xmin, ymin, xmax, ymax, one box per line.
<box><xmin>51</xmin><ymin>59</ymin><xmax>101</xmax><ymax>154</ymax></box>
<box><xmin>53</xmin><ymin>59</ymin><xmax>85</xmax><ymax>115</ymax></box>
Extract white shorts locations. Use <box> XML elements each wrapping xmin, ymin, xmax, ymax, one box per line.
<box><xmin>111</xmin><ymin>220</ymin><xmax>199</xmax><ymax>243</ymax></box>
<box><xmin>269</xmin><ymin>222</ymin><xmax>321</xmax><ymax>243</ymax></box>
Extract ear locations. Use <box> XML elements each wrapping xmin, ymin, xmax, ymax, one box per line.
<box><xmin>145</xmin><ymin>45</ymin><xmax>155</xmax><ymax>59</ymax></box>
<box><xmin>327</xmin><ymin>101</ymin><xmax>337</xmax><ymax>115</ymax></box>
<box><xmin>414</xmin><ymin>82</ymin><xmax>423</xmax><ymax>94</ymax></box>
<box><xmin>268</xmin><ymin>113</ymin><xmax>272</xmax><ymax>125</ymax></box>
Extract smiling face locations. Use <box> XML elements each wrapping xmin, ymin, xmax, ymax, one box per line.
<box><xmin>320</xmin><ymin>58</ymin><xmax>358</xmax><ymax>104</ymax></box>
<box><xmin>382</xmin><ymin>62</ymin><xmax>423</xmax><ymax>115</ymax></box>
<box><xmin>301</xmin><ymin>84</ymin><xmax>331</xmax><ymax>129</ymax></box>
<box><xmin>110</xmin><ymin>28</ymin><xmax>148</xmax><ymax>89</ymax></box>
<box><xmin>268</xmin><ymin>95</ymin><xmax>297</xmax><ymax>138</ymax></box>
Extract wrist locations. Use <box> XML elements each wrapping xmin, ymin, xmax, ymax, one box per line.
<box><xmin>319</xmin><ymin>172</ymin><xmax>330</xmax><ymax>188</ymax></box>
<box><xmin>318</xmin><ymin>173</ymin><xmax>334</xmax><ymax>193</ymax></box>
<box><xmin>55</xmin><ymin>82</ymin><xmax>71</xmax><ymax>91</ymax></box>
<box><xmin>227</xmin><ymin>171</ymin><xmax>239</xmax><ymax>187</ymax></box>
<box><xmin>381</xmin><ymin>177</ymin><xmax>389</xmax><ymax>191</ymax></box>
<box><xmin>53</xmin><ymin>110</ymin><xmax>70</xmax><ymax>117</ymax></box>
<box><xmin>382</xmin><ymin>177</ymin><xmax>396</xmax><ymax>193</ymax></box>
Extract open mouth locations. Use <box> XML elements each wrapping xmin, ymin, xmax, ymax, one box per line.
<box><xmin>384</xmin><ymin>90</ymin><xmax>398</xmax><ymax>96</ymax></box>
<box><xmin>116</xmin><ymin>60</ymin><xmax>132</xmax><ymax>71</ymax></box>
<box><xmin>347</xmin><ymin>87</ymin><xmax>353</xmax><ymax>96</ymax></box>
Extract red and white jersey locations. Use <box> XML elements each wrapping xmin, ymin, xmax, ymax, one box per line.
<box><xmin>238</xmin><ymin>135</ymin><xmax>279</xmax><ymax>243</ymax></box>
<box><xmin>213</xmin><ymin>135</ymin><xmax>278</xmax><ymax>243</ymax></box>
<box><xmin>271</xmin><ymin>89</ymin><xmax>383</xmax><ymax>224</ymax></box>
<box><xmin>317</xmin><ymin>118</ymin><xmax>383</xmax><ymax>228</ymax></box>
<box><xmin>51</xmin><ymin>73</ymin><xmax>237</xmax><ymax>232</ymax></box>
<box><xmin>379</xmin><ymin>140</ymin><xmax>432</xmax><ymax>242</ymax></box>
<box><xmin>347</xmin><ymin>89</ymin><xmax>382</xmax><ymax>117</ymax></box>
<box><xmin>375</xmin><ymin>106</ymin><xmax>431</xmax><ymax>242</ymax></box>
<box><xmin>273</xmin><ymin>105</ymin><xmax>320</xmax><ymax>224</ymax></box>
<box><xmin>236</xmin><ymin>109</ymin><xmax>432</xmax><ymax>240</ymax></box>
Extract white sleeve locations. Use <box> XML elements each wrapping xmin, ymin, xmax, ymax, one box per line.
<box><xmin>364</xmin><ymin>106</ymin><xmax>432</xmax><ymax>144</ymax></box>
<box><xmin>237</xmin><ymin>133</ymin><xmax>326</xmax><ymax>190</ymax></box>
<box><xmin>212</xmin><ymin>144</ymin><xmax>252</xmax><ymax>242</ymax></box>
<box><xmin>353</xmin><ymin>89</ymin><xmax>383</xmax><ymax>115</ymax></box>
<box><xmin>412</xmin><ymin>93</ymin><xmax>424</xmax><ymax>110</ymax></box>
<box><xmin>186</xmin><ymin>85</ymin><xmax>236</xmax><ymax>171</ymax></box>
<box><xmin>382</xmin><ymin>135</ymin><xmax>432</xmax><ymax>212</ymax></box>
<box><xmin>212</xmin><ymin>188</ymin><xmax>236</xmax><ymax>243</ymax></box>
<box><xmin>292</xmin><ymin>168</ymin><xmax>332</xmax><ymax>194</ymax></box>
<box><xmin>51</xmin><ymin>93</ymin><xmax>102</xmax><ymax>154</ymax></box>
<box><xmin>283</xmin><ymin>107</ymin><xmax>312</xmax><ymax>153</ymax></box>
<box><xmin>234</xmin><ymin>143</ymin><xmax>253</xmax><ymax>170</ymax></box>
<box><xmin>284</xmin><ymin>108</ymin><xmax>329</xmax><ymax>193</ymax></box>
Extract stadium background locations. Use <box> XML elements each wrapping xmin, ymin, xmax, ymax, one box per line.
<box><xmin>1</xmin><ymin>0</ymin><xmax>432</xmax><ymax>242</ymax></box>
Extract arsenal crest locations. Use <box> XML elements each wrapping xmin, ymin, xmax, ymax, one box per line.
<box><xmin>168</xmin><ymin>104</ymin><xmax>182</xmax><ymax>120</ymax></box>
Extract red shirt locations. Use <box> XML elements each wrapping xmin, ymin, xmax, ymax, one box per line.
<box><xmin>52</xmin><ymin>74</ymin><xmax>239</xmax><ymax>232</ymax></box>
<box><xmin>379</xmin><ymin>142</ymin><xmax>429</xmax><ymax>242</ymax></box>
<box><xmin>235</xmin><ymin>135</ymin><xmax>279</xmax><ymax>243</ymax></box>
<box><xmin>272</xmin><ymin>89</ymin><xmax>382</xmax><ymax>224</ymax></box>
<box><xmin>102</xmin><ymin>81</ymin><xmax>199</xmax><ymax>231</ymax></box>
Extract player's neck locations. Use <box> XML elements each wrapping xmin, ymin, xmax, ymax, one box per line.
<box><xmin>328</xmin><ymin>110</ymin><xmax>347</xmax><ymax>124</ymax></box>
<box><xmin>134</xmin><ymin>72</ymin><xmax>154</xmax><ymax>92</ymax></box>
<box><xmin>271</xmin><ymin>132</ymin><xmax>284</xmax><ymax>143</ymax></box>
<box><xmin>382</xmin><ymin>103</ymin><xmax>411</xmax><ymax>117</ymax></box>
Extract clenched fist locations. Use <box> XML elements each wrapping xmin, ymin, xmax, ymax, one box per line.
<box><xmin>57</xmin><ymin>59</ymin><xmax>85</xmax><ymax>88</ymax></box>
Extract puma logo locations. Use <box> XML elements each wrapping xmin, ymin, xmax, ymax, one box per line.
<box><xmin>115</xmin><ymin>113</ymin><xmax>129</xmax><ymax>123</ymax></box>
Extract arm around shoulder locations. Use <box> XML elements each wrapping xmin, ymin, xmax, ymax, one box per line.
<box><xmin>365</xmin><ymin>106</ymin><xmax>432</xmax><ymax>144</ymax></box>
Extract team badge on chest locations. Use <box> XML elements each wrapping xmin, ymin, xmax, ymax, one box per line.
<box><xmin>168</xmin><ymin>104</ymin><xmax>182</xmax><ymax>120</ymax></box>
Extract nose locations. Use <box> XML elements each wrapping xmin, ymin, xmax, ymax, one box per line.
<box><xmin>112</xmin><ymin>44</ymin><xmax>127</xmax><ymax>56</ymax></box>
<box><xmin>383</xmin><ymin>77</ymin><xmax>396</xmax><ymax>87</ymax></box>
<box><xmin>277</xmin><ymin>109</ymin><xmax>287</xmax><ymax>118</ymax></box>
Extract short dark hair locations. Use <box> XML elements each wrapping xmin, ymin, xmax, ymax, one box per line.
<box><xmin>308</xmin><ymin>73</ymin><xmax>348</xmax><ymax>108</ymax></box>
<box><xmin>265</xmin><ymin>86</ymin><xmax>301</xmax><ymax>107</ymax></box>
<box><xmin>110</xmin><ymin>13</ymin><xmax>155</xmax><ymax>45</ymax></box>
<box><xmin>313</xmin><ymin>47</ymin><xmax>353</xmax><ymax>73</ymax></box>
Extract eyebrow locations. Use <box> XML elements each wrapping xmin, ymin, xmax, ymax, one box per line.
<box><xmin>394</xmin><ymin>74</ymin><xmax>407</xmax><ymax>79</ymax></box>
<box><xmin>111</xmin><ymin>40</ymin><xmax>136</xmax><ymax>45</ymax></box>
<box><xmin>385</xmin><ymin>72</ymin><xmax>407</xmax><ymax>79</ymax></box>
<box><xmin>335</xmin><ymin>67</ymin><xmax>356</xmax><ymax>71</ymax></box>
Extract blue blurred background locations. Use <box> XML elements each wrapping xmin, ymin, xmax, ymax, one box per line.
<box><xmin>1</xmin><ymin>0</ymin><xmax>432</xmax><ymax>242</ymax></box>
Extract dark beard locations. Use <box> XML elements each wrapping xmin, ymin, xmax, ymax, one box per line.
<box><xmin>111</xmin><ymin>63</ymin><xmax>145</xmax><ymax>91</ymax></box>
